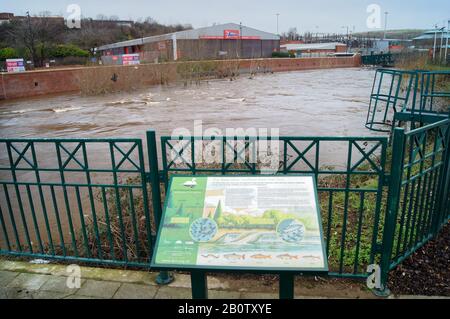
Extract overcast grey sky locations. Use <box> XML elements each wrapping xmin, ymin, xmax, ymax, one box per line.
<box><xmin>2</xmin><ymin>0</ymin><xmax>449</xmax><ymax>34</ymax></box>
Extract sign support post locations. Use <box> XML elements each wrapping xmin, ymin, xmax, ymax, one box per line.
<box><xmin>191</xmin><ymin>271</ymin><xmax>208</xmax><ymax>299</ymax></box>
<box><xmin>151</xmin><ymin>175</ymin><xmax>328</xmax><ymax>299</ymax></box>
<box><xmin>279</xmin><ymin>273</ymin><xmax>295</xmax><ymax>299</ymax></box>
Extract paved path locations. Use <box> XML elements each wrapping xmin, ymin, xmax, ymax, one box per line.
<box><xmin>0</xmin><ymin>259</ymin><xmax>445</xmax><ymax>299</ymax></box>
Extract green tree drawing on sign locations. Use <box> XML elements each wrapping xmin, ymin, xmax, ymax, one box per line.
<box><xmin>213</xmin><ymin>200</ymin><xmax>222</xmax><ymax>221</ymax></box>
<box><xmin>176</xmin><ymin>203</ymin><xmax>184</xmax><ymax>216</ymax></box>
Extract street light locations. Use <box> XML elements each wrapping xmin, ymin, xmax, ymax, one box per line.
<box><xmin>342</xmin><ymin>26</ymin><xmax>349</xmax><ymax>52</ymax></box>
<box><xmin>445</xmin><ymin>20</ymin><xmax>449</xmax><ymax>65</ymax></box>
<box><xmin>276</xmin><ymin>13</ymin><xmax>280</xmax><ymax>35</ymax></box>
<box><xmin>383</xmin><ymin>12</ymin><xmax>389</xmax><ymax>40</ymax></box>
<box><xmin>433</xmin><ymin>24</ymin><xmax>438</xmax><ymax>61</ymax></box>
<box><xmin>439</xmin><ymin>25</ymin><xmax>445</xmax><ymax>62</ymax></box>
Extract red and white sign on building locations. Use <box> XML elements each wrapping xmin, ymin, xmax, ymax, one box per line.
<box><xmin>199</xmin><ymin>29</ymin><xmax>261</xmax><ymax>40</ymax></box>
<box><xmin>224</xmin><ymin>29</ymin><xmax>240</xmax><ymax>39</ymax></box>
<box><xmin>122</xmin><ymin>53</ymin><xmax>140</xmax><ymax>65</ymax></box>
<box><xmin>6</xmin><ymin>58</ymin><xmax>26</xmax><ymax>73</ymax></box>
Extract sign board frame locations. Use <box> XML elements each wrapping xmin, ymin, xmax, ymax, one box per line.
<box><xmin>151</xmin><ymin>174</ymin><xmax>328</xmax><ymax>275</ymax></box>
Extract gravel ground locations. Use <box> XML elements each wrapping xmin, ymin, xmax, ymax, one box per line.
<box><xmin>389</xmin><ymin>222</ymin><xmax>450</xmax><ymax>296</ymax></box>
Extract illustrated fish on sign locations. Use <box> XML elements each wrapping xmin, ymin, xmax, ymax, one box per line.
<box><xmin>303</xmin><ymin>255</ymin><xmax>321</xmax><ymax>260</ymax></box>
<box><xmin>201</xmin><ymin>254</ymin><xmax>220</xmax><ymax>259</ymax></box>
<box><xmin>250</xmin><ymin>254</ymin><xmax>272</xmax><ymax>260</ymax></box>
<box><xmin>276</xmin><ymin>254</ymin><xmax>299</xmax><ymax>260</ymax></box>
<box><xmin>223</xmin><ymin>253</ymin><xmax>245</xmax><ymax>261</ymax></box>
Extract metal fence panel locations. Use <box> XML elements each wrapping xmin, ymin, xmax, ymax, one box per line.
<box><xmin>0</xmin><ymin>138</ymin><xmax>155</xmax><ymax>268</ymax></box>
<box><xmin>386</xmin><ymin>118</ymin><xmax>450</xmax><ymax>270</ymax></box>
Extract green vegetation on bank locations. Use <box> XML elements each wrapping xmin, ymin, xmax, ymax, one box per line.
<box><xmin>272</xmin><ymin>51</ymin><xmax>295</xmax><ymax>58</ymax></box>
<box><xmin>0</xmin><ymin>47</ymin><xmax>19</xmax><ymax>60</ymax></box>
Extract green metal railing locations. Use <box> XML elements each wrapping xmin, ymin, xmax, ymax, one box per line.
<box><xmin>367</xmin><ymin>69</ymin><xmax>450</xmax><ymax>132</ymax></box>
<box><xmin>365</xmin><ymin>68</ymin><xmax>416</xmax><ymax>132</ymax></box>
<box><xmin>0</xmin><ymin>135</ymin><xmax>160</xmax><ymax>268</ymax></box>
<box><xmin>0</xmin><ymin>126</ymin><xmax>448</xmax><ymax>290</ymax></box>
<box><xmin>416</xmin><ymin>71</ymin><xmax>450</xmax><ymax>114</ymax></box>
<box><xmin>161</xmin><ymin>135</ymin><xmax>388</xmax><ymax>278</ymax></box>
<box><xmin>379</xmin><ymin>118</ymin><xmax>450</xmax><ymax>289</ymax></box>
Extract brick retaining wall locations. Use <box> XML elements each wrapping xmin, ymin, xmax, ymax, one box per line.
<box><xmin>0</xmin><ymin>55</ymin><xmax>361</xmax><ymax>100</ymax></box>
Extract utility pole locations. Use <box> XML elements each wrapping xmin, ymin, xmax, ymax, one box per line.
<box><xmin>383</xmin><ymin>12</ymin><xmax>389</xmax><ymax>40</ymax></box>
<box><xmin>445</xmin><ymin>20</ymin><xmax>449</xmax><ymax>65</ymax></box>
<box><xmin>433</xmin><ymin>24</ymin><xmax>438</xmax><ymax>61</ymax></box>
<box><xmin>239</xmin><ymin>22</ymin><xmax>243</xmax><ymax>59</ymax></box>
<box><xmin>439</xmin><ymin>26</ymin><xmax>445</xmax><ymax>62</ymax></box>
<box><xmin>342</xmin><ymin>26</ymin><xmax>349</xmax><ymax>52</ymax></box>
<box><xmin>276</xmin><ymin>13</ymin><xmax>280</xmax><ymax>35</ymax></box>
<box><xmin>25</xmin><ymin>11</ymin><xmax>37</xmax><ymax>67</ymax></box>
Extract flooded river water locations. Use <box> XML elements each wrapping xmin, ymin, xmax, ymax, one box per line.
<box><xmin>0</xmin><ymin>68</ymin><xmax>380</xmax><ymax>140</ymax></box>
<box><xmin>0</xmin><ymin>67</ymin><xmax>385</xmax><ymax>250</ymax></box>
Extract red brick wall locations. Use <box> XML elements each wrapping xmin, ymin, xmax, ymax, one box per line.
<box><xmin>0</xmin><ymin>55</ymin><xmax>361</xmax><ymax>100</ymax></box>
<box><xmin>0</xmin><ymin>68</ymin><xmax>80</xmax><ymax>100</ymax></box>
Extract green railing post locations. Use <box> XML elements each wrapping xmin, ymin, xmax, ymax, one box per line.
<box><xmin>375</xmin><ymin>127</ymin><xmax>406</xmax><ymax>297</ymax></box>
<box><xmin>190</xmin><ymin>271</ymin><xmax>208</xmax><ymax>299</ymax></box>
<box><xmin>146</xmin><ymin>130</ymin><xmax>163</xmax><ymax>228</ymax></box>
<box><xmin>146</xmin><ymin>130</ymin><xmax>174</xmax><ymax>285</ymax></box>
<box><xmin>279</xmin><ymin>273</ymin><xmax>295</xmax><ymax>299</ymax></box>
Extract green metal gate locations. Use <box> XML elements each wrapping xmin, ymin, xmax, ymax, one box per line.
<box><xmin>378</xmin><ymin>117</ymin><xmax>450</xmax><ymax>290</ymax></box>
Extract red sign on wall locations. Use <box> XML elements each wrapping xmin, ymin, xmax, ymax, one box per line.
<box><xmin>224</xmin><ymin>29</ymin><xmax>240</xmax><ymax>39</ymax></box>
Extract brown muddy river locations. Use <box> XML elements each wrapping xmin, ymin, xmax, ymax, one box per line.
<box><xmin>0</xmin><ymin>67</ymin><xmax>385</xmax><ymax>250</ymax></box>
<box><xmin>0</xmin><ymin>68</ymin><xmax>380</xmax><ymax>139</ymax></box>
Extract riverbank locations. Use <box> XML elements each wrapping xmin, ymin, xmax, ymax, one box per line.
<box><xmin>0</xmin><ymin>55</ymin><xmax>361</xmax><ymax>100</ymax></box>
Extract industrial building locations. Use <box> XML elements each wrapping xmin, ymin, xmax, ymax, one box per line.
<box><xmin>97</xmin><ymin>23</ymin><xmax>280</xmax><ymax>63</ymax></box>
<box><xmin>413</xmin><ymin>29</ymin><xmax>450</xmax><ymax>50</ymax></box>
<box><xmin>280</xmin><ymin>42</ymin><xmax>347</xmax><ymax>57</ymax></box>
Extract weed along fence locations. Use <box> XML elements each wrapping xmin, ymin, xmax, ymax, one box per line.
<box><xmin>0</xmin><ymin>69</ymin><xmax>449</xmax><ymax>298</ymax></box>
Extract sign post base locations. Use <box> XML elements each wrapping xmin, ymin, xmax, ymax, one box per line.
<box><xmin>279</xmin><ymin>273</ymin><xmax>295</xmax><ymax>299</ymax></box>
<box><xmin>191</xmin><ymin>271</ymin><xmax>208</xmax><ymax>299</ymax></box>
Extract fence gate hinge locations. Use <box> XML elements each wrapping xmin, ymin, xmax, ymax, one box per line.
<box><xmin>159</xmin><ymin>170</ymin><xmax>166</xmax><ymax>183</ymax></box>
<box><xmin>144</xmin><ymin>171</ymin><xmax>167</xmax><ymax>184</ymax></box>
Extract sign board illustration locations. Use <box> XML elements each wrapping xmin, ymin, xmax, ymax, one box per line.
<box><xmin>152</xmin><ymin>175</ymin><xmax>328</xmax><ymax>272</ymax></box>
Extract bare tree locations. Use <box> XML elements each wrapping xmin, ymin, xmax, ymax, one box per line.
<box><xmin>7</xmin><ymin>13</ymin><xmax>64</xmax><ymax>66</ymax></box>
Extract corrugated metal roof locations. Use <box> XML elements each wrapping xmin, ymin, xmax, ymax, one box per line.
<box><xmin>97</xmin><ymin>23</ymin><xmax>279</xmax><ymax>51</ymax></box>
<box><xmin>413</xmin><ymin>30</ymin><xmax>450</xmax><ymax>41</ymax></box>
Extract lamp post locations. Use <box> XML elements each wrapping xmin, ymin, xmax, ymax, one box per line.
<box><xmin>439</xmin><ymin>26</ymin><xmax>445</xmax><ymax>63</ymax></box>
<box><xmin>383</xmin><ymin>12</ymin><xmax>389</xmax><ymax>40</ymax></box>
<box><xmin>239</xmin><ymin>21</ymin><xmax>243</xmax><ymax>59</ymax></box>
<box><xmin>433</xmin><ymin>24</ymin><xmax>438</xmax><ymax>61</ymax></box>
<box><xmin>342</xmin><ymin>26</ymin><xmax>349</xmax><ymax>52</ymax></box>
<box><xmin>276</xmin><ymin>13</ymin><xmax>280</xmax><ymax>35</ymax></box>
<box><xmin>445</xmin><ymin>20</ymin><xmax>449</xmax><ymax>65</ymax></box>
